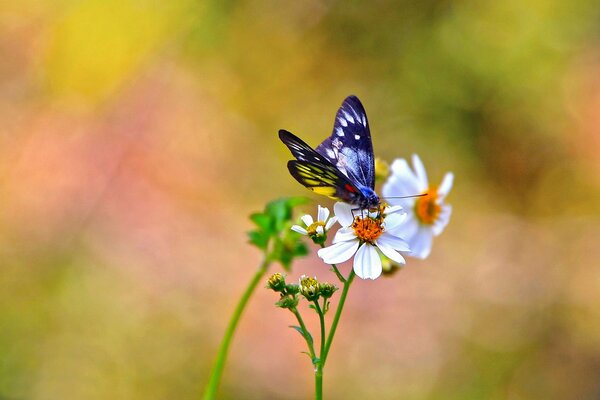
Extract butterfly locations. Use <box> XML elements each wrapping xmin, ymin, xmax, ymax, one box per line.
<box><xmin>279</xmin><ymin>95</ymin><xmax>380</xmax><ymax>210</ymax></box>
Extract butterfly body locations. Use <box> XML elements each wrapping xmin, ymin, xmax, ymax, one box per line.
<box><xmin>279</xmin><ymin>95</ymin><xmax>380</xmax><ymax>210</ymax></box>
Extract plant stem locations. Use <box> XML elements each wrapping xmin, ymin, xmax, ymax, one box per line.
<box><xmin>315</xmin><ymin>363</ymin><xmax>323</xmax><ymax>400</ymax></box>
<box><xmin>321</xmin><ymin>269</ymin><xmax>356</xmax><ymax>367</ymax></box>
<box><xmin>313</xmin><ymin>300</ymin><xmax>326</xmax><ymax>400</ymax></box>
<box><xmin>203</xmin><ymin>258</ymin><xmax>270</xmax><ymax>400</ymax></box>
<box><xmin>290</xmin><ymin>307</ymin><xmax>317</xmax><ymax>361</ymax></box>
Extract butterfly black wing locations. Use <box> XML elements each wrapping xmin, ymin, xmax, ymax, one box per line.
<box><xmin>279</xmin><ymin>129</ymin><xmax>364</xmax><ymax>204</ymax></box>
<box><xmin>315</xmin><ymin>95</ymin><xmax>375</xmax><ymax>190</ymax></box>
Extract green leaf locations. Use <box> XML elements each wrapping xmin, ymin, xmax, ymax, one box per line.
<box><xmin>248</xmin><ymin>230</ymin><xmax>269</xmax><ymax>250</ymax></box>
<box><xmin>289</xmin><ymin>325</ymin><xmax>313</xmax><ymax>345</ymax></box>
<box><xmin>312</xmin><ymin>357</ymin><xmax>321</xmax><ymax>365</ymax></box>
<box><xmin>250</xmin><ymin>212</ymin><xmax>272</xmax><ymax>232</ymax></box>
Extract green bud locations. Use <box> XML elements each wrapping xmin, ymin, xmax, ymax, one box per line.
<box><xmin>267</xmin><ymin>273</ymin><xmax>287</xmax><ymax>292</ymax></box>
<box><xmin>299</xmin><ymin>275</ymin><xmax>320</xmax><ymax>301</ymax></box>
<box><xmin>319</xmin><ymin>282</ymin><xmax>338</xmax><ymax>299</ymax></box>
<box><xmin>275</xmin><ymin>295</ymin><xmax>298</xmax><ymax>309</ymax></box>
<box><xmin>285</xmin><ymin>283</ymin><xmax>300</xmax><ymax>295</ymax></box>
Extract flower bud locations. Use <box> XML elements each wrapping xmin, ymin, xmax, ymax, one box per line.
<box><xmin>285</xmin><ymin>283</ymin><xmax>300</xmax><ymax>295</ymax></box>
<box><xmin>275</xmin><ymin>295</ymin><xmax>299</xmax><ymax>309</ymax></box>
<box><xmin>299</xmin><ymin>275</ymin><xmax>320</xmax><ymax>301</ymax></box>
<box><xmin>319</xmin><ymin>282</ymin><xmax>338</xmax><ymax>299</ymax></box>
<box><xmin>267</xmin><ymin>273</ymin><xmax>287</xmax><ymax>292</ymax></box>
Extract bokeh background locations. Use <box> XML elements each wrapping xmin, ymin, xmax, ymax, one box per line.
<box><xmin>2</xmin><ymin>1</ymin><xmax>600</xmax><ymax>399</ymax></box>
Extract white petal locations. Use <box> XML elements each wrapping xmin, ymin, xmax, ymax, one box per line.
<box><xmin>376</xmin><ymin>239</ymin><xmax>406</xmax><ymax>265</ymax></box>
<box><xmin>385</xmin><ymin>205</ymin><xmax>405</xmax><ymax>215</ymax></box>
<box><xmin>334</xmin><ymin>202</ymin><xmax>354</xmax><ymax>227</ymax></box>
<box><xmin>438</xmin><ymin>172</ymin><xmax>454</xmax><ymax>199</ymax></box>
<box><xmin>353</xmin><ymin>244</ymin><xmax>382</xmax><ymax>280</ymax></box>
<box><xmin>411</xmin><ymin>154</ymin><xmax>429</xmax><ymax>191</ymax></box>
<box><xmin>301</xmin><ymin>214</ymin><xmax>314</xmax><ymax>227</ymax></box>
<box><xmin>325</xmin><ymin>216</ymin><xmax>338</xmax><ymax>231</ymax></box>
<box><xmin>408</xmin><ymin>226</ymin><xmax>433</xmax><ymax>259</ymax></box>
<box><xmin>318</xmin><ymin>239</ymin><xmax>360</xmax><ymax>264</ymax></box>
<box><xmin>318</xmin><ymin>205</ymin><xmax>330</xmax><ymax>222</ymax></box>
<box><xmin>383</xmin><ymin>212</ymin><xmax>407</xmax><ymax>232</ymax></box>
<box><xmin>332</xmin><ymin>227</ymin><xmax>357</xmax><ymax>244</ymax></box>
<box><xmin>378</xmin><ymin>232</ymin><xmax>411</xmax><ymax>252</ymax></box>
<box><xmin>316</xmin><ymin>225</ymin><xmax>324</xmax><ymax>235</ymax></box>
<box><xmin>388</xmin><ymin>215</ymin><xmax>419</xmax><ymax>242</ymax></box>
<box><xmin>291</xmin><ymin>225</ymin><xmax>308</xmax><ymax>235</ymax></box>
<box><xmin>382</xmin><ymin>159</ymin><xmax>421</xmax><ymax>206</ymax></box>
<box><xmin>432</xmin><ymin>205</ymin><xmax>452</xmax><ymax>236</ymax></box>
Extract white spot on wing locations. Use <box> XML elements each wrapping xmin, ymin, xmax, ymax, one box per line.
<box><xmin>342</xmin><ymin>110</ymin><xmax>354</xmax><ymax>124</ymax></box>
<box><xmin>361</xmin><ymin>114</ymin><xmax>366</xmax><ymax>126</ymax></box>
<box><xmin>354</xmin><ymin>134</ymin><xmax>360</xmax><ymax>140</ymax></box>
<box><xmin>338</xmin><ymin>117</ymin><xmax>348</xmax><ymax>127</ymax></box>
<box><xmin>326</xmin><ymin>149</ymin><xmax>335</xmax><ymax>158</ymax></box>
<box><xmin>335</xmin><ymin>127</ymin><xmax>344</xmax><ymax>137</ymax></box>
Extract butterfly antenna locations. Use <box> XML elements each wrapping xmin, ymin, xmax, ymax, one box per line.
<box><xmin>383</xmin><ymin>193</ymin><xmax>428</xmax><ymax>200</ymax></box>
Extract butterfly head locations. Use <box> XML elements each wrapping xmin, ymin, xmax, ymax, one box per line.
<box><xmin>357</xmin><ymin>186</ymin><xmax>380</xmax><ymax>209</ymax></box>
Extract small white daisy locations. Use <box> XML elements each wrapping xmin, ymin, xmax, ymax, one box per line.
<box><xmin>317</xmin><ymin>202</ymin><xmax>410</xmax><ymax>280</ymax></box>
<box><xmin>382</xmin><ymin>154</ymin><xmax>453</xmax><ymax>259</ymax></box>
<box><xmin>291</xmin><ymin>205</ymin><xmax>338</xmax><ymax>240</ymax></box>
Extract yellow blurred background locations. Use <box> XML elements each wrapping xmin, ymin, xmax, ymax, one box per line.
<box><xmin>2</xmin><ymin>1</ymin><xmax>600</xmax><ymax>399</ymax></box>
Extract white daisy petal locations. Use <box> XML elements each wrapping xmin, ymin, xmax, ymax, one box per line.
<box><xmin>318</xmin><ymin>205</ymin><xmax>330</xmax><ymax>222</ymax></box>
<box><xmin>325</xmin><ymin>216</ymin><xmax>338</xmax><ymax>231</ymax></box>
<box><xmin>383</xmin><ymin>212</ymin><xmax>407</xmax><ymax>232</ymax></box>
<box><xmin>388</xmin><ymin>215</ymin><xmax>419</xmax><ymax>242</ymax></box>
<box><xmin>291</xmin><ymin>225</ymin><xmax>308</xmax><ymax>235</ymax></box>
<box><xmin>353</xmin><ymin>244</ymin><xmax>382</xmax><ymax>280</ymax></box>
<box><xmin>332</xmin><ymin>227</ymin><xmax>358</xmax><ymax>244</ymax></box>
<box><xmin>301</xmin><ymin>214</ymin><xmax>314</xmax><ymax>227</ymax></box>
<box><xmin>376</xmin><ymin>239</ymin><xmax>406</xmax><ymax>265</ymax></box>
<box><xmin>438</xmin><ymin>172</ymin><xmax>454</xmax><ymax>199</ymax></box>
<box><xmin>316</xmin><ymin>225</ymin><xmax>324</xmax><ymax>235</ymax></box>
<box><xmin>432</xmin><ymin>205</ymin><xmax>452</xmax><ymax>236</ymax></box>
<box><xmin>334</xmin><ymin>202</ymin><xmax>354</xmax><ymax>227</ymax></box>
<box><xmin>382</xmin><ymin>159</ymin><xmax>421</xmax><ymax>200</ymax></box>
<box><xmin>412</xmin><ymin>154</ymin><xmax>429</xmax><ymax>191</ymax></box>
<box><xmin>318</xmin><ymin>239</ymin><xmax>360</xmax><ymax>264</ymax></box>
<box><xmin>385</xmin><ymin>205</ymin><xmax>405</xmax><ymax>215</ymax></box>
<box><xmin>378</xmin><ymin>232</ymin><xmax>411</xmax><ymax>252</ymax></box>
<box><xmin>408</xmin><ymin>226</ymin><xmax>433</xmax><ymax>259</ymax></box>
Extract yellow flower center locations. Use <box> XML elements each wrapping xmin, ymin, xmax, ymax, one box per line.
<box><xmin>307</xmin><ymin>221</ymin><xmax>326</xmax><ymax>236</ymax></box>
<box><xmin>352</xmin><ymin>216</ymin><xmax>384</xmax><ymax>244</ymax></box>
<box><xmin>414</xmin><ymin>187</ymin><xmax>441</xmax><ymax>225</ymax></box>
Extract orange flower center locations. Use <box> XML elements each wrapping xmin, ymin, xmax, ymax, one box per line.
<box><xmin>352</xmin><ymin>216</ymin><xmax>384</xmax><ymax>244</ymax></box>
<box><xmin>414</xmin><ymin>187</ymin><xmax>441</xmax><ymax>225</ymax></box>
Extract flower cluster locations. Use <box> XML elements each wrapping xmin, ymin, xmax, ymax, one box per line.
<box><xmin>291</xmin><ymin>155</ymin><xmax>453</xmax><ymax>279</ymax></box>
<box><xmin>267</xmin><ymin>273</ymin><xmax>338</xmax><ymax>308</ymax></box>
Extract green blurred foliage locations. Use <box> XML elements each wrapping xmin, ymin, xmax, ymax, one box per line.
<box><xmin>1</xmin><ymin>0</ymin><xmax>600</xmax><ymax>399</ymax></box>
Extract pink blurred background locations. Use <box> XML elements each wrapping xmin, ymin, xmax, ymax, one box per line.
<box><xmin>2</xmin><ymin>1</ymin><xmax>600</xmax><ymax>399</ymax></box>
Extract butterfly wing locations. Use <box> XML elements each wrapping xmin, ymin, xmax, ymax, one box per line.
<box><xmin>279</xmin><ymin>129</ymin><xmax>363</xmax><ymax>203</ymax></box>
<box><xmin>287</xmin><ymin>160</ymin><xmax>363</xmax><ymax>204</ymax></box>
<box><xmin>315</xmin><ymin>95</ymin><xmax>375</xmax><ymax>190</ymax></box>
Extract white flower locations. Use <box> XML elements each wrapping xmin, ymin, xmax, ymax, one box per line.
<box><xmin>317</xmin><ymin>202</ymin><xmax>410</xmax><ymax>280</ymax></box>
<box><xmin>291</xmin><ymin>205</ymin><xmax>338</xmax><ymax>238</ymax></box>
<box><xmin>382</xmin><ymin>154</ymin><xmax>453</xmax><ymax>259</ymax></box>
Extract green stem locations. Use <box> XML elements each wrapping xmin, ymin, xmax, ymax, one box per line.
<box><xmin>290</xmin><ymin>307</ymin><xmax>317</xmax><ymax>361</ymax></box>
<box><xmin>313</xmin><ymin>300</ymin><xmax>326</xmax><ymax>400</ymax></box>
<box><xmin>313</xmin><ymin>300</ymin><xmax>326</xmax><ymax>360</ymax></box>
<box><xmin>203</xmin><ymin>258</ymin><xmax>270</xmax><ymax>400</ymax></box>
<box><xmin>321</xmin><ymin>269</ymin><xmax>356</xmax><ymax>367</ymax></box>
<box><xmin>315</xmin><ymin>363</ymin><xmax>323</xmax><ymax>400</ymax></box>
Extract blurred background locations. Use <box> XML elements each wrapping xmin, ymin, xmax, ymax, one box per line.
<box><xmin>2</xmin><ymin>0</ymin><xmax>600</xmax><ymax>399</ymax></box>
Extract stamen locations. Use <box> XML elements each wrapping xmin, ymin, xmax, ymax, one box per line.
<box><xmin>352</xmin><ymin>215</ymin><xmax>384</xmax><ymax>244</ymax></box>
